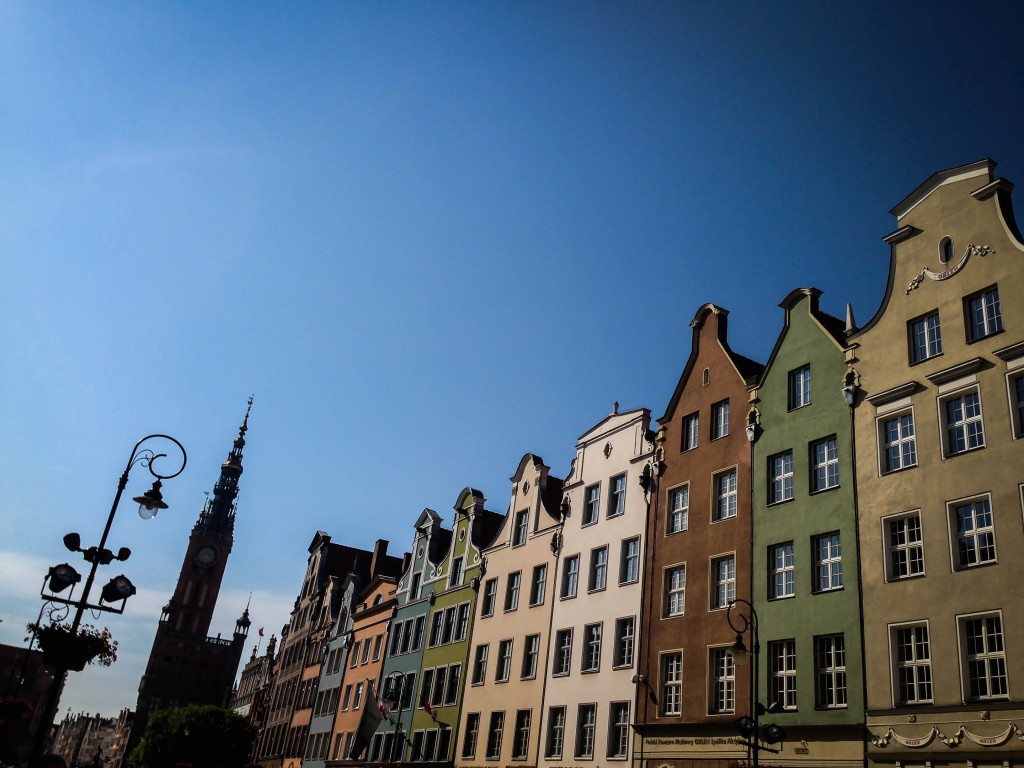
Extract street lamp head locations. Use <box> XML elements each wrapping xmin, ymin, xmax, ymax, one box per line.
<box><xmin>47</xmin><ymin>563</ymin><xmax>82</xmax><ymax>593</ymax></box>
<box><xmin>63</xmin><ymin>533</ymin><xmax>82</xmax><ymax>552</ymax></box>
<box><xmin>134</xmin><ymin>479</ymin><xmax>168</xmax><ymax>520</ymax></box>
<box><xmin>729</xmin><ymin>632</ymin><xmax>750</xmax><ymax>666</ymax></box>
<box><xmin>734</xmin><ymin>716</ymin><xmax>756</xmax><ymax>739</ymax></box>
<box><xmin>100</xmin><ymin>574</ymin><xmax>136</xmax><ymax>604</ymax></box>
<box><xmin>762</xmin><ymin>723</ymin><xmax>786</xmax><ymax>744</ymax></box>
<box><xmin>116</xmin><ymin>547</ymin><xmax>132</xmax><ymax>562</ymax></box>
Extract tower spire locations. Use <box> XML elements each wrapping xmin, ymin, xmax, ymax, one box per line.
<box><xmin>198</xmin><ymin>397</ymin><xmax>253</xmax><ymax>533</ymax></box>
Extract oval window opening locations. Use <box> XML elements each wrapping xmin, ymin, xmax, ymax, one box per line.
<box><xmin>939</xmin><ymin>236</ymin><xmax>954</xmax><ymax>264</ymax></box>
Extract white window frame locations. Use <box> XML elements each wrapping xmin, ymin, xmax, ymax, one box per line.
<box><xmin>711</xmin><ymin>399</ymin><xmax>729</xmax><ymax>440</ymax></box>
<box><xmin>607</xmin><ymin>702</ymin><xmax>630</xmax><ymax>759</ymax></box>
<box><xmin>450</xmin><ymin>556</ymin><xmax>464</xmax><ymax>587</ymax></box>
<box><xmin>512</xmin><ymin>509</ymin><xmax>529</xmax><ymax>547</ymax></box>
<box><xmin>660</xmin><ymin>651</ymin><xmax>682</xmax><ymax>716</ymax></box>
<box><xmin>505</xmin><ymin>571</ymin><xmax>521</xmax><ymax>612</ymax></box>
<box><xmin>620</xmin><ymin>537</ymin><xmax>641</xmax><ymax>585</ymax></box>
<box><xmin>909</xmin><ymin>310</ymin><xmax>943</xmax><ymax>363</ymax></box>
<box><xmin>958</xmin><ymin>611</ymin><xmax>1008</xmax><ymax>702</ymax></box>
<box><xmin>486</xmin><ymin>711</ymin><xmax>505</xmax><ymax>760</ymax></box>
<box><xmin>769</xmin><ymin>639</ymin><xmax>797</xmax><ymax>711</ymax></box>
<box><xmin>709</xmin><ymin>647</ymin><xmax>735</xmax><ymax>714</ymax></box>
<box><xmin>544</xmin><ymin>706</ymin><xmax>566</xmax><ymax>759</ymax></box>
<box><xmin>582</xmin><ymin>623</ymin><xmax>602</xmax><ymax>673</ymax></box>
<box><xmin>713</xmin><ymin>468</ymin><xmax>738</xmax><ymax>520</ymax></box>
<box><xmin>462</xmin><ymin>712</ymin><xmax>480</xmax><ymax>759</ymax></box>
<box><xmin>789</xmin><ymin>365</ymin><xmax>811</xmax><ymax>410</ymax></box>
<box><xmin>811</xmin><ymin>436</ymin><xmax>839</xmax><ymax>492</ymax></box>
<box><xmin>561</xmin><ymin>554</ymin><xmax>579</xmax><ymax>599</ymax></box>
<box><xmin>879</xmin><ymin>409</ymin><xmax>918</xmax><ymax>474</ymax></box>
<box><xmin>607</xmin><ymin>473</ymin><xmax>626</xmax><ymax>518</ymax></box>
<box><xmin>939</xmin><ymin>386</ymin><xmax>986</xmax><ymax>457</ymax></box>
<box><xmin>815</xmin><ymin>634</ymin><xmax>847</xmax><ymax>709</ymax></box>
<box><xmin>575</xmin><ymin>704</ymin><xmax>597</xmax><ymax>759</ymax></box>
<box><xmin>589</xmin><ymin>545</ymin><xmax>608</xmax><ymax>592</ymax></box>
<box><xmin>710</xmin><ymin>554</ymin><xmax>735</xmax><ymax>610</ymax></box>
<box><xmin>812</xmin><ymin>532</ymin><xmax>843</xmax><ymax>592</ymax></box>
<box><xmin>664</xmin><ymin>564</ymin><xmax>686</xmax><ymax>617</ymax></box>
<box><xmin>769</xmin><ymin>542</ymin><xmax>794</xmax><ymax>599</ymax></box>
<box><xmin>553</xmin><ymin>628</ymin><xmax>573</xmax><ymax>677</ymax></box>
<box><xmin>530</xmin><ymin>563</ymin><xmax>547</xmax><ymax>606</ymax></box>
<box><xmin>682</xmin><ymin>412</ymin><xmax>699</xmax><ymax>451</ymax></box>
<box><xmin>511</xmin><ymin>709</ymin><xmax>531</xmax><ymax>760</ymax></box>
<box><xmin>890</xmin><ymin>621</ymin><xmax>933</xmax><ymax>706</ymax></box>
<box><xmin>884</xmin><ymin>511</ymin><xmax>925</xmax><ymax>581</ymax></box>
<box><xmin>948</xmin><ymin>494</ymin><xmax>997</xmax><ymax>569</ymax></box>
<box><xmin>481</xmin><ymin>578</ymin><xmax>497</xmax><ymax>617</ymax></box>
<box><xmin>496</xmin><ymin>639</ymin><xmax>514</xmax><ymax>683</ymax></box>
<box><xmin>613</xmin><ymin>616</ymin><xmax>635</xmax><ymax>669</ymax></box>
<box><xmin>667</xmin><ymin>483</ymin><xmax>689</xmax><ymax>534</ymax></box>
<box><xmin>964</xmin><ymin>285</ymin><xmax>1003</xmax><ymax>341</ymax></box>
<box><xmin>521</xmin><ymin>634</ymin><xmax>540</xmax><ymax>680</ymax></box>
<box><xmin>768</xmin><ymin>452</ymin><xmax>794</xmax><ymax>504</ymax></box>
<box><xmin>472</xmin><ymin>644</ymin><xmax>489</xmax><ymax>685</ymax></box>
<box><xmin>1008</xmin><ymin>370</ymin><xmax>1024</xmax><ymax>439</ymax></box>
<box><xmin>583</xmin><ymin>484</ymin><xmax>601</xmax><ymax>526</ymax></box>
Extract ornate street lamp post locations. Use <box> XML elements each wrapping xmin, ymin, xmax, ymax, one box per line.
<box><xmin>381</xmin><ymin>670</ymin><xmax>409</xmax><ymax>763</ymax></box>
<box><xmin>726</xmin><ymin>598</ymin><xmax>785</xmax><ymax>768</ymax></box>
<box><xmin>31</xmin><ymin>434</ymin><xmax>186</xmax><ymax>764</ymax></box>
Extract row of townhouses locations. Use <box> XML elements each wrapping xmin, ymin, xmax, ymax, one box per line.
<box><xmin>233</xmin><ymin>159</ymin><xmax>1024</xmax><ymax>768</ymax></box>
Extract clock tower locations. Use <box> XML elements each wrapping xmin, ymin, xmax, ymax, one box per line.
<box><xmin>125</xmin><ymin>400</ymin><xmax>254</xmax><ymax>758</ymax></box>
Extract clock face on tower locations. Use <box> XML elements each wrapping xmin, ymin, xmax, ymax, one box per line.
<box><xmin>193</xmin><ymin>545</ymin><xmax>220</xmax><ymax>568</ymax></box>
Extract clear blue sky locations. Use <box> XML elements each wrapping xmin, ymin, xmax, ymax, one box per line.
<box><xmin>2</xmin><ymin>1</ymin><xmax>1022</xmax><ymax>717</ymax></box>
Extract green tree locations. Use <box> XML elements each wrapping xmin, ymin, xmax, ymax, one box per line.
<box><xmin>127</xmin><ymin>705</ymin><xmax>256</xmax><ymax>768</ymax></box>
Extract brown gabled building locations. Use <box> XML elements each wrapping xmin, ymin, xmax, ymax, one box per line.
<box><xmin>637</xmin><ymin>304</ymin><xmax>763</xmax><ymax>768</ymax></box>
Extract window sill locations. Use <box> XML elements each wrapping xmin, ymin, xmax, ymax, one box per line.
<box><xmin>886</xmin><ymin>572</ymin><xmax>926</xmax><ymax>583</ymax></box>
<box><xmin>944</xmin><ymin>445</ymin><xmax>986</xmax><ymax>459</ymax></box>
<box><xmin>881</xmin><ymin>463</ymin><xmax>918</xmax><ymax>476</ymax></box>
<box><xmin>768</xmin><ymin>594</ymin><xmax>795</xmax><ymax>602</ymax></box>
<box><xmin>909</xmin><ymin>352</ymin><xmax>944</xmax><ymax>367</ymax></box>
<box><xmin>812</xmin><ymin>587</ymin><xmax>845</xmax><ymax>595</ymax></box>
<box><xmin>955</xmin><ymin>560</ymin><xmax>998</xmax><ymax>571</ymax></box>
<box><xmin>967</xmin><ymin>328</ymin><xmax>1005</xmax><ymax>345</ymax></box>
<box><xmin>810</xmin><ymin>485</ymin><xmax>840</xmax><ymax>496</ymax></box>
<box><xmin>767</xmin><ymin>498</ymin><xmax>794</xmax><ymax>507</ymax></box>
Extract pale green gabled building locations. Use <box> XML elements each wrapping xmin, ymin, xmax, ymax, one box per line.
<box><xmin>410</xmin><ymin>488</ymin><xmax>503</xmax><ymax>764</ymax></box>
<box><xmin>749</xmin><ymin>288</ymin><xmax>865</xmax><ymax>768</ymax></box>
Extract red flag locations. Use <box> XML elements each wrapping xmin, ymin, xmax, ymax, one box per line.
<box><xmin>420</xmin><ymin>687</ymin><xmax>433</xmax><ymax>717</ymax></box>
<box><xmin>258</xmin><ymin>627</ymin><xmax>264</xmax><ymax>637</ymax></box>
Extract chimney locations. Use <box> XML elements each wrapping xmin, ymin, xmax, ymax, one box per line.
<box><xmin>370</xmin><ymin>539</ymin><xmax>389</xmax><ymax>577</ymax></box>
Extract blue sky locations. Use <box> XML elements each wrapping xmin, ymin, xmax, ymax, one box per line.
<box><xmin>2</xmin><ymin>2</ymin><xmax>1023</xmax><ymax>717</ymax></box>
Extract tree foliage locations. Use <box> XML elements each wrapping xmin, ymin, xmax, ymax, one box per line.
<box><xmin>127</xmin><ymin>705</ymin><xmax>256</xmax><ymax>768</ymax></box>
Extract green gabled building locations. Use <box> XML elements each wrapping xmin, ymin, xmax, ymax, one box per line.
<box><xmin>749</xmin><ymin>287</ymin><xmax>865</xmax><ymax>768</ymax></box>
<box><xmin>411</xmin><ymin>488</ymin><xmax>503</xmax><ymax>765</ymax></box>
<box><xmin>369</xmin><ymin>509</ymin><xmax>449</xmax><ymax>763</ymax></box>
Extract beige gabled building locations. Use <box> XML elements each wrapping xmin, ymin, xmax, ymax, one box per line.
<box><xmin>538</xmin><ymin>405</ymin><xmax>654</xmax><ymax>768</ymax></box>
<box><xmin>455</xmin><ymin>454</ymin><xmax>563</xmax><ymax>767</ymax></box>
<box><xmin>849</xmin><ymin>159</ymin><xmax>1024</xmax><ymax>767</ymax></box>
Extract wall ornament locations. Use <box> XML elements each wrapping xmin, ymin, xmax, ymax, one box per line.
<box><xmin>870</xmin><ymin>722</ymin><xmax>1024</xmax><ymax>749</ymax></box>
<box><xmin>905</xmin><ymin>244</ymin><xmax>994</xmax><ymax>294</ymax></box>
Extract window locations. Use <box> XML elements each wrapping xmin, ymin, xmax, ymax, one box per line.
<box><xmin>530</xmin><ymin>564</ymin><xmax>547</xmax><ymax>606</ymax></box>
<box><xmin>583</xmin><ymin>484</ymin><xmax>601</xmax><ymax>525</ymax></box>
<box><xmin>481</xmin><ymin>578</ymin><xmax>497</xmax><ymax>617</ymax></box>
<box><xmin>943</xmin><ymin>389</ymin><xmax>985</xmax><ymax>455</ymax></box>
<box><xmin>710</xmin><ymin>648</ymin><xmax>735</xmax><ymax>713</ymax></box>
<box><xmin>769</xmin><ymin>639</ymin><xmax>797</xmax><ymax>710</ymax></box>
<box><xmin>965</xmin><ymin>286</ymin><xmax>1003</xmax><ymax>341</ymax></box>
<box><xmin>608</xmin><ymin>702</ymin><xmax>630</xmax><ymax>759</ymax></box>
<box><xmin>961</xmin><ymin>614</ymin><xmax>1007</xmax><ymax>700</ymax></box>
<box><xmin>423</xmin><ymin>729</ymin><xmax>438</xmax><ymax>761</ymax></box>
<box><xmin>815</xmin><ymin>634</ymin><xmax>847</xmax><ymax>708</ymax></box>
<box><xmin>661</xmin><ymin>652</ymin><xmax>682</xmax><ymax>716</ymax></box>
<box><xmin>462</xmin><ymin>713</ymin><xmax>480</xmax><ymax>759</ymax></box>
<box><xmin>711</xmin><ymin>399</ymin><xmax>729</xmax><ymax>439</ymax></box>
<box><xmin>1011</xmin><ymin>374</ymin><xmax>1024</xmax><ymax>438</ymax></box>
<box><xmin>951</xmin><ymin>497</ymin><xmax>996</xmax><ymax>568</ymax></box>
<box><xmin>613</xmin><ymin>617</ymin><xmax>635</xmax><ymax>668</ymax></box>
<box><xmin>486</xmin><ymin>712</ymin><xmax>505</xmax><ymax>760</ymax></box>
<box><xmin>811</xmin><ymin>437</ymin><xmax>839</xmax><ymax>491</ymax></box>
<box><xmin>893</xmin><ymin>624</ymin><xmax>932</xmax><ymax>704</ymax></box>
<box><xmin>521</xmin><ymin>634</ymin><xmax>540</xmax><ymax>679</ymax></box>
<box><xmin>789</xmin><ymin>365</ymin><xmax>811</xmax><ymax>409</ymax></box>
<box><xmin>575</xmin><ymin>704</ymin><xmax>596</xmax><ymax>759</ymax></box>
<box><xmin>768</xmin><ymin>452</ymin><xmax>793</xmax><ymax>504</ymax></box>
<box><xmin>910</xmin><ymin>311</ymin><xmax>943</xmax><ymax>363</ymax></box>
<box><xmin>420</xmin><ymin>669</ymin><xmax>433</xmax><ymax>709</ymax></box>
<box><xmin>608</xmin><ymin>474</ymin><xmax>626</xmax><ymax>517</ymax></box>
<box><xmin>353</xmin><ymin>681</ymin><xmax>364</xmax><ymax>710</ymax></box>
<box><xmin>410</xmin><ymin>573</ymin><xmax>421</xmax><ymax>599</ymax></box>
<box><xmin>445</xmin><ymin>664</ymin><xmax>461</xmax><ymax>706</ymax></box>
<box><xmin>513</xmin><ymin>509</ymin><xmax>529</xmax><ymax>547</ymax></box>
<box><xmin>582</xmin><ymin>623</ymin><xmax>602</xmax><ymax>672</ymax></box>
<box><xmin>682</xmin><ymin>412</ymin><xmax>699</xmax><ymax>451</ymax></box>
<box><xmin>350</xmin><ymin>640</ymin><xmax>360</xmax><ymax>667</ymax></box>
<box><xmin>428</xmin><ymin>612</ymin><xmax>443</xmax><ymax>647</ymax></box>
<box><xmin>361</xmin><ymin>637</ymin><xmax>372</xmax><ymax>663</ymax></box>
<box><xmin>553</xmin><ymin>629</ymin><xmax>573</xmax><ymax>676</ymax></box>
<box><xmin>373</xmin><ymin>634</ymin><xmax>384</xmax><ymax>661</ymax></box>
<box><xmin>431</xmin><ymin>666</ymin><xmax>447</xmax><ymax>707</ymax></box>
<box><xmin>881</xmin><ymin>412</ymin><xmax>917</xmax><ymax>472</ymax></box>
<box><xmin>714</xmin><ymin>469</ymin><xmax>738</xmax><ymax>520</ymax></box>
<box><xmin>886</xmin><ymin>513</ymin><xmax>924</xmax><ymax>580</ymax></box>
<box><xmin>544</xmin><ymin>707</ymin><xmax>566</xmax><ymax>759</ymax></box>
<box><xmin>472</xmin><ymin>644</ymin><xmax>489</xmax><ymax>685</ymax></box>
<box><xmin>664</xmin><ymin>565</ymin><xmax>686</xmax><ymax>617</ymax></box>
<box><xmin>496</xmin><ymin>639</ymin><xmax>513</xmax><ymax>682</ymax></box>
<box><xmin>589</xmin><ymin>546</ymin><xmax>608</xmax><ymax>592</ymax></box>
<box><xmin>711</xmin><ymin>555</ymin><xmax>735</xmax><ymax>609</ymax></box>
<box><xmin>769</xmin><ymin>542</ymin><xmax>795</xmax><ymax>599</ymax></box>
<box><xmin>341</xmin><ymin>684</ymin><xmax>352</xmax><ymax>711</ymax></box>
<box><xmin>620</xmin><ymin>537</ymin><xmax>640</xmax><ymax>584</ymax></box>
<box><xmin>505</xmin><ymin>571</ymin><xmax>521</xmax><ymax>611</ymax></box>
<box><xmin>450</xmin><ymin>557</ymin><xmax>464</xmax><ymax>587</ymax></box>
<box><xmin>456</xmin><ymin>603</ymin><xmax>470</xmax><ymax>641</ymax></box>
<box><xmin>512</xmin><ymin>710</ymin><xmax>531</xmax><ymax>760</ymax></box>
<box><xmin>813</xmin><ymin>533</ymin><xmax>843</xmax><ymax>592</ymax></box>
<box><xmin>560</xmin><ymin>554</ymin><xmax>579</xmax><ymax>599</ymax></box>
<box><xmin>668</xmin><ymin>485</ymin><xmax>689</xmax><ymax>534</ymax></box>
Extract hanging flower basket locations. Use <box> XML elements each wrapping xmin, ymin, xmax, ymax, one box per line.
<box><xmin>30</xmin><ymin>623</ymin><xmax>118</xmax><ymax>671</ymax></box>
